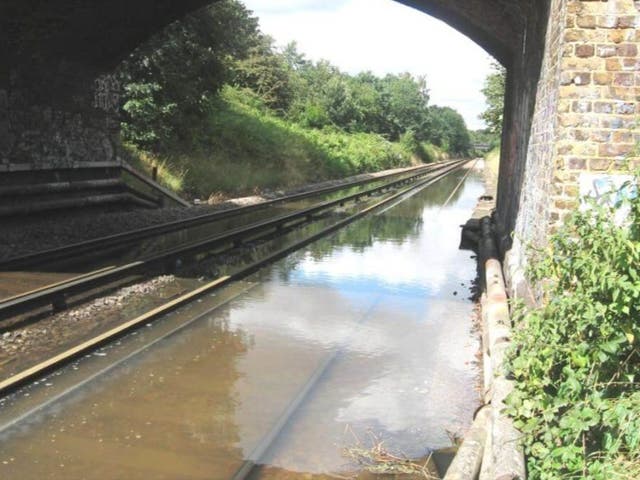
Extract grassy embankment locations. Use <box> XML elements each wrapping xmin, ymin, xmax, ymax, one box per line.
<box><xmin>125</xmin><ymin>86</ymin><xmax>449</xmax><ymax>201</ymax></box>
<box><xmin>484</xmin><ymin>146</ymin><xmax>500</xmax><ymax>177</ymax></box>
<box><xmin>482</xmin><ymin>145</ymin><xmax>500</xmax><ymax>197</ymax></box>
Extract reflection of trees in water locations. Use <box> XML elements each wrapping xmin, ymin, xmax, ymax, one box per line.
<box><xmin>304</xmin><ymin>171</ymin><xmax>469</xmax><ymax>258</ymax></box>
<box><xmin>419</xmin><ymin>170</ymin><xmax>468</xmax><ymax>207</ymax></box>
<box><xmin>333</xmin><ymin>213</ymin><xmax>421</xmax><ymax>253</ymax></box>
<box><xmin>266</xmin><ymin>171</ymin><xmax>472</xmax><ymax>282</ymax></box>
<box><xmin>268</xmin><ymin>212</ymin><xmax>422</xmax><ymax>282</ymax></box>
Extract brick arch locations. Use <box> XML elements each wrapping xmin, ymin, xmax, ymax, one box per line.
<box><xmin>6</xmin><ymin>0</ymin><xmax>637</xmax><ymax>299</ymax></box>
<box><xmin>396</xmin><ymin>0</ymin><xmax>527</xmax><ymax>64</ymax></box>
<box><xmin>0</xmin><ymin>0</ymin><xmax>544</xmax><ymax>262</ymax></box>
<box><xmin>1</xmin><ymin>0</ymin><xmax>536</xmax><ymax>165</ymax></box>
<box><xmin>3</xmin><ymin>0</ymin><xmax>528</xmax><ymax>70</ymax></box>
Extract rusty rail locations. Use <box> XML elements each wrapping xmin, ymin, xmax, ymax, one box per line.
<box><xmin>0</xmin><ymin>161</ymin><xmax>466</xmax><ymax>322</ymax></box>
<box><xmin>0</xmin><ymin>160</ymin><xmax>466</xmax><ymax>398</ymax></box>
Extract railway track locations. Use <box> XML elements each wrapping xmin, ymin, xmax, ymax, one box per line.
<box><xmin>0</xmin><ymin>160</ymin><xmax>465</xmax><ymax>325</ymax></box>
<box><xmin>0</xmin><ymin>162</ymin><xmax>459</xmax><ymax>305</ymax></box>
<box><xmin>0</xmin><ymin>162</ymin><xmax>453</xmax><ymax>274</ymax></box>
<box><xmin>0</xmin><ymin>160</ymin><xmax>477</xmax><ymax>480</ymax></box>
<box><xmin>0</xmin><ymin>159</ymin><xmax>467</xmax><ymax>398</ymax></box>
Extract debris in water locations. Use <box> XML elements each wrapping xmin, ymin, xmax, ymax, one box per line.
<box><xmin>341</xmin><ymin>428</ymin><xmax>440</xmax><ymax>479</ymax></box>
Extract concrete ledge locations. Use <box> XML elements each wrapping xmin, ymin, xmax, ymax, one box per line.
<box><xmin>121</xmin><ymin>163</ymin><xmax>191</xmax><ymax>207</ymax></box>
<box><xmin>0</xmin><ymin>161</ymin><xmax>122</xmax><ymax>172</ymax></box>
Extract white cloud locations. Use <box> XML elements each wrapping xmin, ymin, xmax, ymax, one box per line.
<box><xmin>244</xmin><ymin>0</ymin><xmax>350</xmax><ymax>14</ymax></box>
<box><xmin>243</xmin><ymin>0</ymin><xmax>495</xmax><ymax>129</ymax></box>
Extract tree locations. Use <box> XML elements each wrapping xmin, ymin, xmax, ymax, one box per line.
<box><xmin>428</xmin><ymin>106</ymin><xmax>471</xmax><ymax>156</ymax></box>
<box><xmin>479</xmin><ymin>62</ymin><xmax>506</xmax><ymax>135</ymax></box>
<box><xmin>346</xmin><ymin>73</ymin><xmax>385</xmax><ymax>133</ymax></box>
<box><xmin>379</xmin><ymin>73</ymin><xmax>431</xmax><ymax>141</ymax></box>
<box><xmin>286</xmin><ymin>59</ymin><xmax>340</xmax><ymax>128</ymax></box>
<box><xmin>232</xmin><ymin>35</ymin><xmax>294</xmax><ymax>113</ymax></box>
<box><xmin>281</xmin><ymin>41</ymin><xmax>310</xmax><ymax>72</ymax></box>
<box><xmin>118</xmin><ymin>0</ymin><xmax>262</xmax><ymax>150</ymax></box>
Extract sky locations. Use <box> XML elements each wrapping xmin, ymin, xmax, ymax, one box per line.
<box><xmin>242</xmin><ymin>0</ymin><xmax>496</xmax><ymax>130</ymax></box>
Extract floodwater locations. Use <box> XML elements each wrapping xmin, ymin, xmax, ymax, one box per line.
<box><xmin>0</xmin><ymin>170</ymin><xmax>417</xmax><ymax>300</ymax></box>
<box><xmin>0</xmin><ymin>167</ymin><xmax>485</xmax><ymax>479</ymax></box>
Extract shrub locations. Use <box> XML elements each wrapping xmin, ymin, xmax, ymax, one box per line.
<box><xmin>126</xmin><ymin>86</ymin><xmax>417</xmax><ymax>200</ymax></box>
<box><xmin>505</xmin><ymin>175</ymin><xmax>640</xmax><ymax>479</ymax></box>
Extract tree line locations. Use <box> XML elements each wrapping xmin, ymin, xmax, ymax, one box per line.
<box><xmin>118</xmin><ymin>0</ymin><xmax>472</xmax><ymax>159</ymax></box>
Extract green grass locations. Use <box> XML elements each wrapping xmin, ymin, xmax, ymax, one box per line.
<box><xmin>125</xmin><ymin>86</ymin><xmax>421</xmax><ymax>200</ymax></box>
<box><xmin>421</xmin><ymin>142</ymin><xmax>449</xmax><ymax>163</ymax></box>
<box><xmin>123</xmin><ymin>145</ymin><xmax>186</xmax><ymax>194</ymax></box>
<box><xmin>485</xmin><ymin>145</ymin><xmax>500</xmax><ymax>166</ymax></box>
<box><xmin>483</xmin><ymin>145</ymin><xmax>500</xmax><ymax>183</ymax></box>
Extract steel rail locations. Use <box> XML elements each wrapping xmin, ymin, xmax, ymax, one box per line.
<box><xmin>0</xmin><ymin>161</ymin><xmax>465</xmax><ymax>322</ymax></box>
<box><xmin>231</xmin><ymin>161</ymin><xmax>476</xmax><ymax>480</ymax></box>
<box><xmin>0</xmin><ymin>162</ymin><xmax>453</xmax><ymax>271</ymax></box>
<box><xmin>0</xmin><ymin>160</ymin><xmax>466</xmax><ymax>398</ymax></box>
<box><xmin>231</xmin><ymin>296</ymin><xmax>384</xmax><ymax>480</ymax></box>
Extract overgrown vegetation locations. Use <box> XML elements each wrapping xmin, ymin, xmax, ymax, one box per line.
<box><xmin>479</xmin><ymin>63</ymin><xmax>506</xmax><ymax>136</ymax></box>
<box><xmin>470</xmin><ymin>62</ymin><xmax>505</xmax><ymax>157</ymax></box>
<box><xmin>117</xmin><ymin>0</ymin><xmax>468</xmax><ymax>199</ymax></box>
<box><xmin>124</xmin><ymin>85</ymin><xmax>446</xmax><ymax>199</ymax></box>
<box><xmin>505</xmin><ymin>177</ymin><xmax>640</xmax><ymax>479</ymax></box>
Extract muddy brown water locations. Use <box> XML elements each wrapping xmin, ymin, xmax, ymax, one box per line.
<box><xmin>0</xmin><ymin>168</ymin><xmax>484</xmax><ymax>479</ymax></box>
<box><xmin>0</xmin><ymin>173</ymin><xmax>415</xmax><ymax>301</ymax></box>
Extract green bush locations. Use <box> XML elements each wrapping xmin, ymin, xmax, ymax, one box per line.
<box><xmin>130</xmin><ymin>86</ymin><xmax>417</xmax><ymax>200</ymax></box>
<box><xmin>400</xmin><ymin>131</ymin><xmax>431</xmax><ymax>163</ymax></box>
<box><xmin>506</xmin><ymin>175</ymin><xmax>640</xmax><ymax>479</ymax></box>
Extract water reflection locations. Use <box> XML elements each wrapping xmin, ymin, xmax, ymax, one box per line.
<box><xmin>0</xmin><ymin>311</ymin><xmax>252</xmax><ymax>479</ymax></box>
<box><xmin>0</xmin><ymin>169</ymin><xmax>485</xmax><ymax>479</ymax></box>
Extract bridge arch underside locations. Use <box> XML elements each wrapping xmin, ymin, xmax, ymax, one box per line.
<box><xmin>2</xmin><ymin>1</ymin><xmax>639</xmax><ymax>293</ymax></box>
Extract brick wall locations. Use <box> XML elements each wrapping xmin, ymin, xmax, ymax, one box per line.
<box><xmin>503</xmin><ymin>0</ymin><xmax>566</xmax><ymax>298</ymax></box>
<box><xmin>504</xmin><ymin>0</ymin><xmax>640</xmax><ymax>299</ymax></box>
<box><xmin>494</xmin><ymin>1</ymin><xmax>551</xmax><ymax>259</ymax></box>
<box><xmin>553</xmin><ymin>0</ymin><xmax>640</xmax><ymax>220</ymax></box>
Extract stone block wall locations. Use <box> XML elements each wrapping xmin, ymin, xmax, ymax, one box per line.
<box><xmin>504</xmin><ymin>0</ymin><xmax>640</xmax><ymax>299</ymax></box>
<box><xmin>0</xmin><ymin>64</ymin><xmax>121</xmax><ymax>171</ymax></box>
<box><xmin>1</xmin><ymin>0</ymin><xmax>220</xmax><ymax>171</ymax></box>
<box><xmin>0</xmin><ymin>88</ymin><xmax>9</xmax><ymax>162</ymax></box>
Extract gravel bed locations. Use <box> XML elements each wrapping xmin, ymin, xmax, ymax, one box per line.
<box><xmin>0</xmin><ymin>276</ymin><xmax>185</xmax><ymax>380</ymax></box>
<box><xmin>0</xmin><ymin>166</ymin><xmax>418</xmax><ymax>261</ymax></box>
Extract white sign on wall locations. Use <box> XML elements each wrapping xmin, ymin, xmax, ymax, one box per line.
<box><xmin>579</xmin><ymin>172</ymin><xmax>636</xmax><ymax>223</ymax></box>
